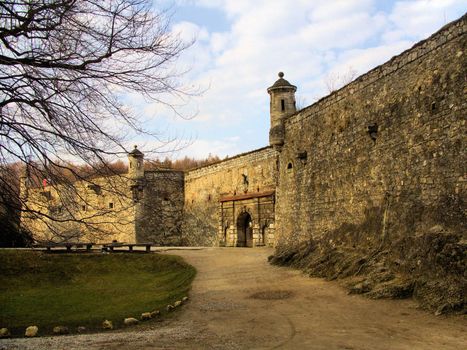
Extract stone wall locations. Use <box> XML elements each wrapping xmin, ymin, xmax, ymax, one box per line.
<box><xmin>276</xmin><ymin>16</ymin><xmax>466</xmax><ymax>247</ymax></box>
<box><xmin>21</xmin><ymin>168</ymin><xmax>185</xmax><ymax>245</ymax></box>
<box><xmin>270</xmin><ymin>16</ymin><xmax>466</xmax><ymax>312</ymax></box>
<box><xmin>135</xmin><ymin>170</ymin><xmax>184</xmax><ymax>245</ymax></box>
<box><xmin>183</xmin><ymin>147</ymin><xmax>278</xmax><ymax>246</ymax></box>
<box><xmin>21</xmin><ymin>174</ymin><xmax>136</xmax><ymax>243</ymax></box>
<box><xmin>220</xmin><ymin>192</ymin><xmax>276</xmax><ymax>247</ymax></box>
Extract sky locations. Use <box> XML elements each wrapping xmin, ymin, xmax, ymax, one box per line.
<box><xmin>132</xmin><ymin>0</ymin><xmax>466</xmax><ymax>160</ymax></box>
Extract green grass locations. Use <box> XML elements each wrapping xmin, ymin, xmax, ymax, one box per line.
<box><xmin>0</xmin><ymin>250</ymin><xmax>196</xmax><ymax>337</ymax></box>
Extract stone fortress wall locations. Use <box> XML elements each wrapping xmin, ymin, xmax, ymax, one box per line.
<box><xmin>183</xmin><ymin>147</ymin><xmax>278</xmax><ymax>246</ymax></box>
<box><xmin>135</xmin><ymin>170</ymin><xmax>185</xmax><ymax>245</ymax></box>
<box><xmin>20</xmin><ymin>174</ymin><xmax>136</xmax><ymax>243</ymax></box>
<box><xmin>19</xmin><ymin>147</ymin><xmax>185</xmax><ymax>245</ymax></box>
<box><xmin>20</xmin><ymin>15</ymin><xmax>465</xmax><ymax>253</ymax></box>
<box><xmin>20</xmin><ymin>146</ymin><xmax>278</xmax><ymax>246</ymax></box>
<box><xmin>275</xmin><ymin>15</ymin><xmax>466</xmax><ymax>248</ymax></box>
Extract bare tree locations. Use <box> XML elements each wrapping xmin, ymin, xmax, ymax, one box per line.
<box><xmin>294</xmin><ymin>95</ymin><xmax>308</xmax><ymax>112</ymax></box>
<box><xmin>324</xmin><ymin>66</ymin><xmax>357</xmax><ymax>93</ymax></box>
<box><xmin>0</xmin><ymin>0</ymin><xmax>194</xmax><ymax>243</ymax></box>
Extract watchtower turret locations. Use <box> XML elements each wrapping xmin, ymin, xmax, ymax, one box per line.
<box><xmin>267</xmin><ymin>72</ymin><xmax>297</xmax><ymax>149</ymax></box>
<box><xmin>127</xmin><ymin>145</ymin><xmax>144</xmax><ymax>180</ymax></box>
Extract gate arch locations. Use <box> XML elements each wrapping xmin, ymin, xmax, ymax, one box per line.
<box><xmin>236</xmin><ymin>212</ymin><xmax>252</xmax><ymax>247</ymax></box>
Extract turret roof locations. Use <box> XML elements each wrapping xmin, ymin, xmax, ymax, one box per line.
<box><xmin>129</xmin><ymin>145</ymin><xmax>144</xmax><ymax>157</ymax></box>
<box><xmin>268</xmin><ymin>72</ymin><xmax>297</xmax><ymax>91</ymax></box>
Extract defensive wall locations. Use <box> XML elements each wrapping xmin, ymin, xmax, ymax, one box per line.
<box><xmin>20</xmin><ymin>174</ymin><xmax>136</xmax><ymax>243</ymax></box>
<box><xmin>135</xmin><ymin>170</ymin><xmax>184</xmax><ymax>245</ymax></box>
<box><xmin>270</xmin><ymin>15</ymin><xmax>466</xmax><ymax>312</ymax></box>
<box><xmin>183</xmin><ymin>147</ymin><xmax>278</xmax><ymax>246</ymax></box>
<box><xmin>20</xmin><ymin>15</ymin><xmax>466</xmax><ymax>267</ymax></box>
<box><xmin>275</xmin><ymin>15</ymin><xmax>466</xmax><ymax>247</ymax></box>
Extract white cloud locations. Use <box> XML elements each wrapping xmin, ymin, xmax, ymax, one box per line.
<box><xmin>172</xmin><ymin>21</ymin><xmax>210</xmax><ymax>42</ymax></box>
<box><xmin>298</xmin><ymin>13</ymin><xmax>387</xmax><ymax>50</ymax></box>
<box><xmin>210</xmin><ymin>32</ymin><xmax>231</xmax><ymax>53</ymax></box>
<box><xmin>168</xmin><ymin>1</ymin><xmax>386</xmax><ymax>126</ymax></box>
<box><xmin>332</xmin><ymin>40</ymin><xmax>414</xmax><ymax>77</ymax></box>
<box><xmin>307</xmin><ymin>0</ymin><xmax>376</xmax><ymax>21</ymax></box>
<box><xmin>172</xmin><ymin>138</ymin><xmax>241</xmax><ymax>159</ymax></box>
<box><xmin>386</xmin><ymin>0</ymin><xmax>466</xmax><ymax>41</ymax></box>
<box><xmin>138</xmin><ymin>0</ymin><xmax>466</xmax><ymax>159</ymax></box>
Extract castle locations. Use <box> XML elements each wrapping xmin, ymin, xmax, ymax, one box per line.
<box><xmin>21</xmin><ymin>16</ymin><xmax>466</xmax><ymax>250</ymax></box>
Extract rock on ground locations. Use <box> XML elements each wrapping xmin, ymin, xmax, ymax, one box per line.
<box><xmin>52</xmin><ymin>326</ymin><xmax>69</xmax><ymax>335</ymax></box>
<box><xmin>24</xmin><ymin>326</ymin><xmax>38</xmax><ymax>337</ymax></box>
<box><xmin>0</xmin><ymin>328</ymin><xmax>10</xmax><ymax>338</ymax></box>
<box><xmin>141</xmin><ymin>312</ymin><xmax>152</xmax><ymax>320</ymax></box>
<box><xmin>150</xmin><ymin>310</ymin><xmax>160</xmax><ymax>318</ymax></box>
<box><xmin>102</xmin><ymin>320</ymin><xmax>113</xmax><ymax>330</ymax></box>
<box><xmin>124</xmin><ymin>318</ymin><xmax>139</xmax><ymax>326</ymax></box>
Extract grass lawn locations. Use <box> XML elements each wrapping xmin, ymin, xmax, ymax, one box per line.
<box><xmin>0</xmin><ymin>250</ymin><xmax>196</xmax><ymax>337</ymax></box>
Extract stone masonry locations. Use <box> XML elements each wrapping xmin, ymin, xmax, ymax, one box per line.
<box><xmin>275</xmin><ymin>14</ymin><xmax>466</xmax><ymax>248</ymax></box>
<box><xmin>183</xmin><ymin>147</ymin><xmax>278</xmax><ymax>247</ymax></box>
<box><xmin>20</xmin><ymin>15</ymin><xmax>466</xmax><ymax>254</ymax></box>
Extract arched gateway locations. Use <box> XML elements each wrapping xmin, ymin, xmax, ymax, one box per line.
<box><xmin>236</xmin><ymin>212</ymin><xmax>253</xmax><ymax>247</ymax></box>
<box><xmin>219</xmin><ymin>190</ymin><xmax>276</xmax><ymax>247</ymax></box>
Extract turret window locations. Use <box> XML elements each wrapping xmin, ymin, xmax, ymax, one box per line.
<box><xmin>281</xmin><ymin>99</ymin><xmax>285</xmax><ymax>111</ymax></box>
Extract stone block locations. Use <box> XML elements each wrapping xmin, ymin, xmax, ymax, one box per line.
<box><xmin>102</xmin><ymin>320</ymin><xmax>113</xmax><ymax>330</ymax></box>
<box><xmin>25</xmin><ymin>326</ymin><xmax>38</xmax><ymax>337</ymax></box>
<box><xmin>124</xmin><ymin>317</ymin><xmax>139</xmax><ymax>326</ymax></box>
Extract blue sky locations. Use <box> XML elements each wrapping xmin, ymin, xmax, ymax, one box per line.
<box><xmin>131</xmin><ymin>0</ymin><xmax>466</xmax><ymax>160</ymax></box>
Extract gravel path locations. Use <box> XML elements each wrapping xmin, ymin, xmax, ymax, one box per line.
<box><xmin>1</xmin><ymin>247</ymin><xmax>466</xmax><ymax>349</ymax></box>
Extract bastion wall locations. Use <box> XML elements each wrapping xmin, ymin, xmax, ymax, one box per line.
<box><xmin>20</xmin><ymin>175</ymin><xmax>136</xmax><ymax>243</ymax></box>
<box><xmin>275</xmin><ymin>16</ymin><xmax>466</xmax><ymax>248</ymax></box>
<box><xmin>183</xmin><ymin>147</ymin><xmax>278</xmax><ymax>246</ymax></box>
<box><xmin>135</xmin><ymin>170</ymin><xmax>185</xmax><ymax>245</ymax></box>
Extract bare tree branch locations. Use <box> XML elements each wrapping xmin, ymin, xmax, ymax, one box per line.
<box><xmin>0</xmin><ymin>0</ymin><xmax>196</xmax><ymax>244</ymax></box>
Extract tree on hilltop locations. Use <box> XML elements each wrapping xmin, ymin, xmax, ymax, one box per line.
<box><xmin>0</xmin><ymin>0</ymin><xmax>194</xmax><ymax>243</ymax></box>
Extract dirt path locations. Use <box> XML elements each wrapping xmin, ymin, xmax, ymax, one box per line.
<box><xmin>1</xmin><ymin>247</ymin><xmax>466</xmax><ymax>349</ymax></box>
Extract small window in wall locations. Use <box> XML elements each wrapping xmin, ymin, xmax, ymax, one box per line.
<box><xmin>281</xmin><ymin>99</ymin><xmax>285</xmax><ymax>111</ymax></box>
<box><xmin>82</xmin><ymin>205</ymin><xmax>86</xmax><ymax>211</ymax></box>
<box><xmin>109</xmin><ymin>202</ymin><xmax>114</xmax><ymax>209</ymax></box>
<box><xmin>287</xmin><ymin>162</ymin><xmax>293</xmax><ymax>170</ymax></box>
